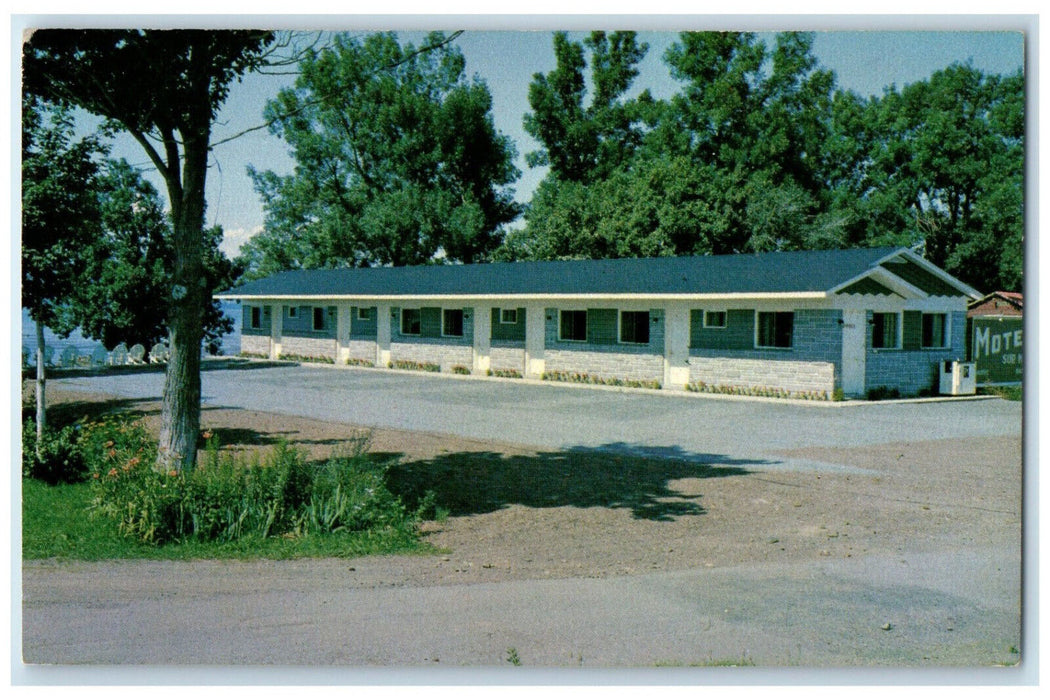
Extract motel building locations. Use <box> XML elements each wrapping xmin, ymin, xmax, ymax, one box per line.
<box><xmin>216</xmin><ymin>247</ymin><xmax>981</xmax><ymax>401</ymax></box>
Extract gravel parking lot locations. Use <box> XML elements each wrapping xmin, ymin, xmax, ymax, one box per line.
<box><xmin>19</xmin><ymin>363</ymin><xmax>1025</xmax><ymax>677</ymax></box>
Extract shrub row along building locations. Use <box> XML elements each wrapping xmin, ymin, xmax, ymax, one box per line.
<box><xmin>217</xmin><ymin>247</ymin><xmax>980</xmax><ymax>400</ymax></box>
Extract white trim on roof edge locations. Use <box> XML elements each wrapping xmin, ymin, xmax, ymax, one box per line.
<box><xmin>215</xmin><ymin>292</ymin><xmax>831</xmax><ymax>302</ymax></box>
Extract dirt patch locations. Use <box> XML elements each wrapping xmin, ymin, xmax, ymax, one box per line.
<box><xmin>25</xmin><ymin>383</ymin><xmax>1023</xmax><ymax>587</ymax></box>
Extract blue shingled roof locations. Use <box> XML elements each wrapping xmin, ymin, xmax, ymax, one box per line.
<box><xmin>218</xmin><ymin>247</ymin><xmax>931</xmax><ymax>298</ymax></box>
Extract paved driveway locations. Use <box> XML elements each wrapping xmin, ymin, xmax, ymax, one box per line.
<box><xmin>54</xmin><ymin>362</ymin><xmax>1022</xmax><ymax>471</ymax></box>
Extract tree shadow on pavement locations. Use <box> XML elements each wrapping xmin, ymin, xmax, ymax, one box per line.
<box><xmin>385</xmin><ymin>443</ymin><xmax>770</xmax><ymax>522</ymax></box>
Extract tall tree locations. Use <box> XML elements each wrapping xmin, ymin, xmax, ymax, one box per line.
<box><xmin>64</xmin><ymin>160</ymin><xmax>237</xmax><ymax>355</ymax></box>
<box><xmin>522</xmin><ymin>31</ymin><xmax>652</xmax><ymax>184</ymax></box>
<box><xmin>23</xmin><ymin>29</ymin><xmax>275</xmax><ymax>472</ymax></box>
<box><xmin>240</xmin><ymin>31</ymin><xmax>520</xmax><ymax>277</ymax></box>
<box><xmin>833</xmin><ymin>64</ymin><xmax>1024</xmax><ymax>292</ymax></box>
<box><xmin>21</xmin><ymin>98</ymin><xmax>106</xmax><ymax>445</ymax></box>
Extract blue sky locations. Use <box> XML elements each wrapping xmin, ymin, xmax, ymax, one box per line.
<box><xmin>68</xmin><ymin>27</ymin><xmax>1026</xmax><ymax>257</ymax></box>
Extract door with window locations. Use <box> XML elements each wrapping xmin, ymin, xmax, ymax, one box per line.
<box><xmin>841</xmin><ymin>309</ymin><xmax>866</xmax><ymax>397</ymax></box>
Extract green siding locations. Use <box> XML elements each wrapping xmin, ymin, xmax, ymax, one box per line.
<box><xmin>881</xmin><ymin>260</ymin><xmax>963</xmax><ymax>297</ymax></box>
<box><xmin>491</xmin><ymin>307</ymin><xmax>526</xmax><ymax>342</ymax></box>
<box><xmin>420</xmin><ymin>307</ymin><xmax>442</xmax><ymax>338</ymax></box>
<box><xmin>902</xmin><ymin>310</ymin><xmax>923</xmax><ymax>350</ymax></box>
<box><xmin>350</xmin><ymin>306</ymin><xmax>377</xmax><ymax>338</ymax></box>
<box><xmin>690</xmin><ymin>309</ymin><xmax>755</xmax><ymax>350</ymax></box>
<box><xmin>587</xmin><ymin>308</ymin><xmax>619</xmax><ymax>345</ymax></box>
<box><xmin>838</xmin><ymin>277</ymin><xmax>897</xmax><ymax>296</ymax></box>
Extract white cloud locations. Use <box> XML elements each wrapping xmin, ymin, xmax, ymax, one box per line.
<box><xmin>219</xmin><ymin>226</ymin><xmax>263</xmax><ymax>259</ymax></box>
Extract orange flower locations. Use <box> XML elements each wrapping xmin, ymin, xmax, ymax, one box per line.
<box><xmin>104</xmin><ymin>440</ymin><xmax>114</xmax><ymax>448</ymax></box>
<box><xmin>127</xmin><ymin>457</ymin><xmax>140</xmax><ymax>468</ymax></box>
<box><xmin>107</xmin><ymin>449</ymin><xmax>117</xmax><ymax>459</ymax></box>
<box><xmin>107</xmin><ymin>468</ymin><xmax>118</xmax><ymax>478</ymax></box>
<box><xmin>168</xmin><ymin>470</ymin><xmax>178</xmax><ymax>478</ymax></box>
<box><xmin>202</xmin><ymin>430</ymin><xmax>214</xmax><ymax>440</ymax></box>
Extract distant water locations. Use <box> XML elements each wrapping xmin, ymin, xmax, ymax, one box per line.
<box><xmin>20</xmin><ymin>300</ymin><xmax>242</xmax><ymax>362</ymax></box>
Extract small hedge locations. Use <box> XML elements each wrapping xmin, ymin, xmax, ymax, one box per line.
<box><xmin>542</xmin><ymin>369</ymin><xmax>661</xmax><ymax>390</ymax></box>
<box><xmin>389</xmin><ymin>359</ymin><xmax>441</xmax><ymax>373</ymax></box>
<box><xmin>685</xmin><ymin>381</ymin><xmax>830</xmax><ymax>401</ymax></box>
<box><xmin>75</xmin><ymin>418</ymin><xmax>427</xmax><ymax>546</ymax></box>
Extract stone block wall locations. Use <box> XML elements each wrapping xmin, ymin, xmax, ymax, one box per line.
<box><xmin>345</xmin><ymin>339</ymin><xmax>377</xmax><ymax>365</ymax></box>
<box><xmin>390</xmin><ymin>340</ymin><xmax>474</xmax><ymax>372</ymax></box>
<box><xmin>240</xmin><ymin>334</ymin><xmax>269</xmax><ymax>357</ymax></box>
<box><xmin>544</xmin><ymin>348</ymin><xmax>665</xmax><ymax>384</ymax></box>
<box><xmin>490</xmin><ymin>343</ymin><xmax>525</xmax><ymax>374</ymax></box>
<box><xmin>281</xmin><ymin>335</ymin><xmax>337</xmax><ymax>361</ymax></box>
<box><xmin>687</xmin><ymin>356</ymin><xmax>835</xmax><ymax>396</ymax></box>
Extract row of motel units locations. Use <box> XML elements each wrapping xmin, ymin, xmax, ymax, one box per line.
<box><xmin>217</xmin><ymin>247</ymin><xmax>981</xmax><ymax>399</ymax></box>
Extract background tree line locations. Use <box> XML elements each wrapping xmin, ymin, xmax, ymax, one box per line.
<box><xmin>241</xmin><ymin>30</ymin><xmax>1023</xmax><ymax>296</ymax></box>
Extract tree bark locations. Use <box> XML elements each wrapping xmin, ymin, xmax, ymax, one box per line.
<box><xmin>35</xmin><ymin>322</ymin><xmax>46</xmax><ymax>457</ymax></box>
<box><xmin>156</xmin><ymin>124</ymin><xmax>208</xmax><ymax>473</ymax></box>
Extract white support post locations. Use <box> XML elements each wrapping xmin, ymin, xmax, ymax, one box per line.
<box><xmin>663</xmin><ymin>303</ymin><xmax>691</xmax><ymax>390</ymax></box>
<box><xmin>473</xmin><ymin>305</ymin><xmax>492</xmax><ymax>374</ymax></box>
<box><xmin>336</xmin><ymin>305</ymin><xmax>350</xmax><ymax>365</ymax></box>
<box><xmin>376</xmin><ymin>302</ymin><xmax>392</xmax><ymax>368</ymax></box>
<box><xmin>269</xmin><ymin>303</ymin><xmax>283</xmax><ymax>360</ymax></box>
<box><xmin>524</xmin><ymin>303</ymin><xmax>546</xmax><ymax>379</ymax></box>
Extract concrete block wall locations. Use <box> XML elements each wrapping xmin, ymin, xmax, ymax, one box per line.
<box><xmin>390</xmin><ymin>340</ymin><xmax>474</xmax><ymax>372</ymax></box>
<box><xmin>865</xmin><ymin>310</ymin><xmax>967</xmax><ymax>395</ymax></box>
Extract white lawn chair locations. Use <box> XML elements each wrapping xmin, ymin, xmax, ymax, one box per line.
<box><xmin>110</xmin><ymin>343</ymin><xmax>129</xmax><ymax>365</ymax></box>
<box><xmin>128</xmin><ymin>344</ymin><xmax>146</xmax><ymax>364</ymax></box>
<box><xmin>149</xmin><ymin>342</ymin><xmax>169</xmax><ymax>364</ymax></box>
<box><xmin>90</xmin><ymin>344</ymin><xmax>109</xmax><ymax>367</ymax></box>
<box><xmin>59</xmin><ymin>345</ymin><xmax>79</xmax><ymax>368</ymax></box>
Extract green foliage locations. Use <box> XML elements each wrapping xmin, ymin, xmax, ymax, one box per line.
<box><xmin>389</xmin><ymin>359</ymin><xmax>442</xmax><ymax>373</ymax></box>
<box><xmin>451</xmin><ymin>365</ymin><xmax>472</xmax><ymax>375</ymax></box>
<box><xmin>542</xmin><ymin>369</ymin><xmax>661</xmax><ymax>390</ymax></box>
<box><xmin>85</xmin><ymin>424</ymin><xmax>423</xmax><ymax>547</ymax></box>
<box><xmin>240</xmin><ymin>31</ymin><xmax>520</xmax><ymax>278</ymax></box>
<box><xmin>22</xmin><ymin>419</ymin><xmax>89</xmax><ymax>484</ymax></box>
<box><xmin>685</xmin><ymin>381</ymin><xmax>830</xmax><ymax>401</ymax></box>
<box><xmin>866</xmin><ymin>386</ymin><xmax>903</xmax><ymax>401</ymax></box>
<box><xmin>279</xmin><ymin>352</ymin><xmax>335</xmax><ymax>364</ymax></box>
<box><xmin>487</xmin><ymin>367</ymin><xmax>523</xmax><ymax>379</ymax></box>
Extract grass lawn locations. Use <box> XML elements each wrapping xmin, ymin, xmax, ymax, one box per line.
<box><xmin>22</xmin><ymin>478</ymin><xmax>433</xmax><ymax>561</ymax></box>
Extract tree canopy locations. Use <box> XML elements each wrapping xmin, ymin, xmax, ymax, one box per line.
<box><xmin>502</xmin><ymin>31</ymin><xmax>1024</xmax><ymax>294</ymax></box>
<box><xmin>23</xmin><ymin>28</ymin><xmax>276</xmax><ymax>472</ymax></box>
<box><xmin>239</xmin><ymin>31</ymin><xmax>520</xmax><ymax>278</ymax></box>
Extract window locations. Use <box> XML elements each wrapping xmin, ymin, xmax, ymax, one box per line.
<box><xmin>401</xmin><ymin>308</ymin><xmax>421</xmax><ymax>336</ymax></box>
<box><xmin>442</xmin><ymin>308</ymin><xmax>464</xmax><ymax>337</ymax></box>
<box><xmin>287</xmin><ymin>306</ymin><xmax>298</xmax><ymax>318</ymax></box>
<box><xmin>312</xmin><ymin>307</ymin><xmax>326</xmax><ymax>331</ymax></box>
<box><xmin>704</xmin><ymin>310</ymin><xmax>727</xmax><ymax>329</ymax></box>
<box><xmin>357</xmin><ymin>307</ymin><xmax>371</xmax><ymax>321</ymax></box>
<box><xmin>872</xmin><ymin>313</ymin><xmax>900</xmax><ymax>349</ymax></box>
<box><xmin>922</xmin><ymin>313</ymin><xmax>948</xmax><ymax>348</ymax></box>
<box><xmin>620</xmin><ymin>311</ymin><xmax>650</xmax><ymax>344</ymax></box>
<box><xmin>499</xmin><ymin>308</ymin><xmax>518</xmax><ymax>324</ymax></box>
<box><xmin>249</xmin><ymin>306</ymin><xmax>262</xmax><ymax>329</ymax></box>
<box><xmin>756</xmin><ymin>311</ymin><xmax>794</xmax><ymax>348</ymax></box>
<box><xmin>559</xmin><ymin>310</ymin><xmax>587</xmax><ymax>342</ymax></box>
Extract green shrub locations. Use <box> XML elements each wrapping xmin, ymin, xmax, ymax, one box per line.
<box><xmin>866</xmin><ymin>386</ymin><xmax>902</xmax><ymax>401</ymax></box>
<box><xmin>22</xmin><ymin>419</ymin><xmax>89</xmax><ymax>485</ymax></box>
<box><xmin>90</xmin><ymin>433</ymin><xmax>423</xmax><ymax>546</ymax></box>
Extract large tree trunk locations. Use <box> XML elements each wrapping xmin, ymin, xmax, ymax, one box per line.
<box><xmin>156</xmin><ymin>128</ymin><xmax>209</xmax><ymax>474</ymax></box>
<box><xmin>35</xmin><ymin>322</ymin><xmax>46</xmax><ymax>457</ymax></box>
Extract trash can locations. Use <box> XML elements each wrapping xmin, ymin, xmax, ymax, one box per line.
<box><xmin>939</xmin><ymin>360</ymin><xmax>977</xmax><ymax>396</ymax></box>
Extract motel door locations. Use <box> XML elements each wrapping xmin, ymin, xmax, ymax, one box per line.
<box><xmin>841</xmin><ymin>309</ymin><xmax>867</xmax><ymax>397</ymax></box>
